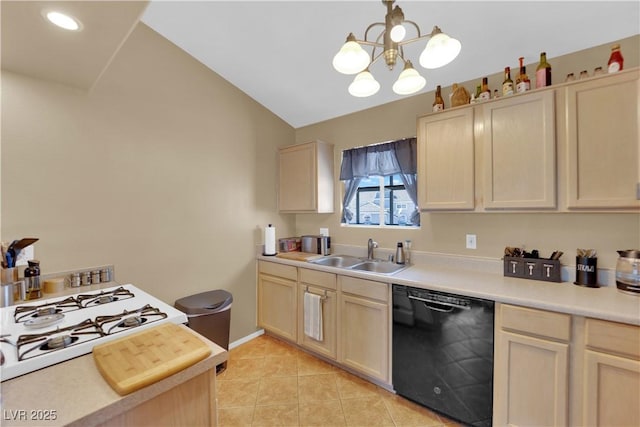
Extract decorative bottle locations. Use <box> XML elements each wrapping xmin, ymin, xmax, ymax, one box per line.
<box><xmin>608</xmin><ymin>44</ymin><xmax>624</xmax><ymax>73</ymax></box>
<box><xmin>479</xmin><ymin>78</ymin><xmax>491</xmax><ymax>101</ymax></box>
<box><xmin>502</xmin><ymin>67</ymin><xmax>514</xmax><ymax>96</ymax></box>
<box><xmin>535</xmin><ymin>52</ymin><xmax>552</xmax><ymax>88</ymax></box>
<box><xmin>432</xmin><ymin>85</ymin><xmax>445</xmax><ymax>112</ymax></box>
<box><xmin>516</xmin><ymin>57</ymin><xmax>530</xmax><ymax>93</ymax></box>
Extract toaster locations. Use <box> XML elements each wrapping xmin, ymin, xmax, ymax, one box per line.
<box><xmin>301</xmin><ymin>235</ymin><xmax>331</xmax><ymax>255</ymax></box>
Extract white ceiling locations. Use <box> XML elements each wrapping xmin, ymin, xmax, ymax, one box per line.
<box><xmin>141</xmin><ymin>1</ymin><xmax>640</xmax><ymax>128</ymax></box>
<box><xmin>3</xmin><ymin>2</ymin><xmax>638</xmax><ymax>129</ymax></box>
<box><xmin>1</xmin><ymin>1</ymin><xmax>148</xmax><ymax>90</ymax></box>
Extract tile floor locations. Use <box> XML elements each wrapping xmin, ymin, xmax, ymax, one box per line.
<box><xmin>216</xmin><ymin>334</ymin><xmax>463</xmax><ymax>427</ymax></box>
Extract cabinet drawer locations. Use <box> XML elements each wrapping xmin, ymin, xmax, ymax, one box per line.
<box><xmin>259</xmin><ymin>261</ymin><xmax>297</xmax><ymax>281</ymax></box>
<box><xmin>299</xmin><ymin>268</ymin><xmax>336</xmax><ymax>290</ymax></box>
<box><xmin>339</xmin><ymin>276</ymin><xmax>388</xmax><ymax>302</ymax></box>
<box><xmin>500</xmin><ymin>304</ymin><xmax>570</xmax><ymax>342</ymax></box>
<box><xmin>585</xmin><ymin>318</ymin><xmax>640</xmax><ymax>359</ymax></box>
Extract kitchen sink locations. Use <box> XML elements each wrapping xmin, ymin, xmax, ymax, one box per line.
<box><xmin>309</xmin><ymin>255</ymin><xmax>409</xmax><ymax>275</ymax></box>
<box><xmin>309</xmin><ymin>255</ymin><xmax>363</xmax><ymax>268</ymax></box>
<box><xmin>349</xmin><ymin>260</ymin><xmax>409</xmax><ymax>275</ymax></box>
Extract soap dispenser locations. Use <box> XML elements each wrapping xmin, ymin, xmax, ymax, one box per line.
<box><xmin>395</xmin><ymin>242</ymin><xmax>406</xmax><ymax>265</ymax></box>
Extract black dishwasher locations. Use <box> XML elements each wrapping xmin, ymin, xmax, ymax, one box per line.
<box><xmin>392</xmin><ymin>284</ymin><xmax>494</xmax><ymax>427</ymax></box>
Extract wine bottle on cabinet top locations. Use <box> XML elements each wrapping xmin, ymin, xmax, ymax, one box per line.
<box><xmin>516</xmin><ymin>57</ymin><xmax>530</xmax><ymax>93</ymax></box>
<box><xmin>608</xmin><ymin>44</ymin><xmax>624</xmax><ymax>73</ymax></box>
<box><xmin>432</xmin><ymin>85</ymin><xmax>445</xmax><ymax>112</ymax></box>
<box><xmin>535</xmin><ymin>52</ymin><xmax>552</xmax><ymax>88</ymax></box>
<box><xmin>502</xmin><ymin>67</ymin><xmax>514</xmax><ymax>96</ymax></box>
<box><xmin>479</xmin><ymin>78</ymin><xmax>491</xmax><ymax>101</ymax></box>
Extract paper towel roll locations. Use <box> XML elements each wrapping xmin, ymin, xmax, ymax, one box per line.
<box><xmin>264</xmin><ymin>224</ymin><xmax>276</xmax><ymax>256</ymax></box>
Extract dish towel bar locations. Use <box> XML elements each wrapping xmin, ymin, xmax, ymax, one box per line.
<box><xmin>303</xmin><ymin>291</ymin><xmax>324</xmax><ymax>342</ymax></box>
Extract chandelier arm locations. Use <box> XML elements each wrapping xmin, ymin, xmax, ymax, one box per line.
<box><xmin>363</xmin><ymin>22</ymin><xmax>386</xmax><ymax>42</ymax></box>
<box><xmin>397</xmin><ymin>33</ymin><xmax>431</xmax><ymax>47</ymax></box>
<box><xmin>401</xmin><ymin>20</ymin><xmax>423</xmax><ymax>38</ymax></box>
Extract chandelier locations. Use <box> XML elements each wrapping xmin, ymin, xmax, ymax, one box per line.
<box><xmin>332</xmin><ymin>0</ymin><xmax>461</xmax><ymax>97</ymax></box>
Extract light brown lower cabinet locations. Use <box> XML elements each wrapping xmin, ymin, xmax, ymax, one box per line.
<box><xmin>582</xmin><ymin>318</ymin><xmax>640</xmax><ymax>426</ymax></box>
<box><xmin>257</xmin><ymin>261</ymin><xmax>297</xmax><ymax>341</ymax></box>
<box><xmin>297</xmin><ymin>268</ymin><xmax>337</xmax><ymax>360</ymax></box>
<box><xmin>494</xmin><ymin>304</ymin><xmax>570</xmax><ymax>426</ymax></box>
<box><xmin>98</xmin><ymin>369</ymin><xmax>217</xmax><ymax>427</ymax></box>
<box><xmin>338</xmin><ymin>276</ymin><xmax>389</xmax><ymax>383</ymax></box>
<box><xmin>495</xmin><ymin>303</ymin><xmax>640</xmax><ymax>427</ymax></box>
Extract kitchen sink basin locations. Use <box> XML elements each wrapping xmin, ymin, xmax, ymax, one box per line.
<box><xmin>309</xmin><ymin>255</ymin><xmax>409</xmax><ymax>275</ymax></box>
<box><xmin>349</xmin><ymin>260</ymin><xmax>409</xmax><ymax>275</ymax></box>
<box><xmin>309</xmin><ymin>255</ymin><xmax>363</xmax><ymax>268</ymax></box>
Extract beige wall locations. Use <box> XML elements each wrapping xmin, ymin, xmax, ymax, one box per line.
<box><xmin>295</xmin><ymin>35</ymin><xmax>640</xmax><ymax>269</ymax></box>
<box><xmin>1</xmin><ymin>24</ymin><xmax>296</xmax><ymax>342</ymax></box>
<box><xmin>2</xmin><ymin>23</ymin><xmax>638</xmax><ymax>342</ymax></box>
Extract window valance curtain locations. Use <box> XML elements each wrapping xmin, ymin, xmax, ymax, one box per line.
<box><xmin>340</xmin><ymin>137</ymin><xmax>420</xmax><ymax>225</ymax></box>
<box><xmin>339</xmin><ymin>138</ymin><xmax>417</xmax><ymax>180</ymax></box>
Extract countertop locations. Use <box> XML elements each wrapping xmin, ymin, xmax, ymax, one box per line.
<box><xmin>259</xmin><ymin>250</ymin><xmax>640</xmax><ymax>326</ymax></box>
<box><xmin>0</xmin><ymin>324</ymin><xmax>227</xmax><ymax>427</ymax></box>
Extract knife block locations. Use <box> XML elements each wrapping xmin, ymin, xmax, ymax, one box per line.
<box><xmin>503</xmin><ymin>257</ymin><xmax>562</xmax><ymax>283</ymax></box>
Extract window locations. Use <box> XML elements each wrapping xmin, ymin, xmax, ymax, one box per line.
<box><xmin>345</xmin><ymin>175</ymin><xmax>416</xmax><ymax>226</ymax></box>
<box><xmin>339</xmin><ymin>137</ymin><xmax>419</xmax><ymax>228</ymax></box>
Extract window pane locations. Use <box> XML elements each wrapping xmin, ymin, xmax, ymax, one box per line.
<box><xmin>345</xmin><ymin>174</ymin><xmax>416</xmax><ymax>227</ymax></box>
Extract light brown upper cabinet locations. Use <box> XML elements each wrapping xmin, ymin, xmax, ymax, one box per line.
<box><xmin>278</xmin><ymin>140</ymin><xmax>334</xmax><ymax>213</ymax></box>
<box><xmin>564</xmin><ymin>69</ymin><xmax>639</xmax><ymax>209</ymax></box>
<box><xmin>482</xmin><ymin>91</ymin><xmax>556</xmax><ymax>209</ymax></box>
<box><xmin>417</xmin><ymin>108</ymin><xmax>475</xmax><ymax>210</ymax></box>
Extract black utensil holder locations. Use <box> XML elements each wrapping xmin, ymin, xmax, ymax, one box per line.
<box><xmin>575</xmin><ymin>256</ymin><xmax>599</xmax><ymax>287</ymax></box>
<box><xmin>503</xmin><ymin>257</ymin><xmax>561</xmax><ymax>283</ymax></box>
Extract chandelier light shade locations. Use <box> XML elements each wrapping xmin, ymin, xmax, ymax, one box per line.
<box><xmin>333</xmin><ymin>0</ymin><xmax>461</xmax><ymax>97</ymax></box>
<box><xmin>392</xmin><ymin>61</ymin><xmax>426</xmax><ymax>95</ymax></box>
<box><xmin>419</xmin><ymin>26</ymin><xmax>462</xmax><ymax>69</ymax></box>
<box><xmin>349</xmin><ymin>70</ymin><xmax>381</xmax><ymax>97</ymax></box>
<box><xmin>332</xmin><ymin>33</ymin><xmax>371</xmax><ymax>75</ymax></box>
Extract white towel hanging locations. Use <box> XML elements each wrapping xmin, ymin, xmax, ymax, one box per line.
<box><xmin>304</xmin><ymin>292</ymin><xmax>323</xmax><ymax>341</ymax></box>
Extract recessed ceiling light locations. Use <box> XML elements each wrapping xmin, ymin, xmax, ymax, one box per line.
<box><xmin>43</xmin><ymin>10</ymin><xmax>82</xmax><ymax>31</ymax></box>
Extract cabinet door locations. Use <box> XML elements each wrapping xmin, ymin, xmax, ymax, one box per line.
<box><xmin>494</xmin><ymin>331</ymin><xmax>569</xmax><ymax>426</ymax></box>
<box><xmin>278</xmin><ymin>141</ymin><xmax>334</xmax><ymax>213</ymax></box>
<box><xmin>483</xmin><ymin>90</ymin><xmax>556</xmax><ymax>209</ymax></box>
<box><xmin>565</xmin><ymin>70</ymin><xmax>640</xmax><ymax>209</ymax></box>
<box><xmin>417</xmin><ymin>108</ymin><xmax>475</xmax><ymax>210</ymax></box>
<box><xmin>338</xmin><ymin>293</ymin><xmax>388</xmax><ymax>382</ymax></box>
<box><xmin>279</xmin><ymin>143</ymin><xmax>318</xmax><ymax>212</ymax></box>
<box><xmin>258</xmin><ymin>274</ymin><xmax>297</xmax><ymax>341</ymax></box>
<box><xmin>583</xmin><ymin>350</ymin><xmax>640</xmax><ymax>426</ymax></box>
<box><xmin>297</xmin><ymin>284</ymin><xmax>337</xmax><ymax>360</ymax></box>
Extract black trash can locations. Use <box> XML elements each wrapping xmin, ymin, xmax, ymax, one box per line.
<box><xmin>175</xmin><ymin>289</ymin><xmax>233</xmax><ymax>373</ymax></box>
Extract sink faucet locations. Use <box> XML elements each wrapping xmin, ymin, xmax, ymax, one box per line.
<box><xmin>367</xmin><ymin>238</ymin><xmax>378</xmax><ymax>260</ymax></box>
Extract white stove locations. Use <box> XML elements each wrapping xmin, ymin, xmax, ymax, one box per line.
<box><xmin>0</xmin><ymin>284</ymin><xmax>188</xmax><ymax>381</ymax></box>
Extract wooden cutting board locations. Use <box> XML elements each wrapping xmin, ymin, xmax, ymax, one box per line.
<box><xmin>93</xmin><ymin>323</ymin><xmax>211</xmax><ymax>396</ymax></box>
<box><xmin>275</xmin><ymin>252</ymin><xmax>324</xmax><ymax>262</ymax></box>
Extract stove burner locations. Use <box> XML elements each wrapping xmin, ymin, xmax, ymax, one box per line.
<box><xmin>96</xmin><ymin>304</ymin><xmax>167</xmax><ymax>335</ymax></box>
<box><xmin>41</xmin><ymin>335</ymin><xmax>77</xmax><ymax>350</ymax></box>
<box><xmin>97</xmin><ymin>295</ymin><xmax>114</xmax><ymax>304</ymax></box>
<box><xmin>36</xmin><ymin>307</ymin><xmax>57</xmax><ymax>317</ymax></box>
<box><xmin>17</xmin><ymin>319</ymin><xmax>104</xmax><ymax>361</ymax></box>
<box><xmin>122</xmin><ymin>316</ymin><xmax>143</xmax><ymax>327</ymax></box>
<box><xmin>77</xmin><ymin>287</ymin><xmax>134</xmax><ymax>308</ymax></box>
<box><xmin>14</xmin><ymin>297</ymin><xmax>81</xmax><ymax>323</ymax></box>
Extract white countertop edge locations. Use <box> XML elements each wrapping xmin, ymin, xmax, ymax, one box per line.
<box><xmin>258</xmin><ymin>250</ymin><xmax>639</xmax><ymax>326</ymax></box>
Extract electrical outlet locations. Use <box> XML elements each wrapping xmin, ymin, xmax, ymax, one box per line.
<box><xmin>466</xmin><ymin>234</ymin><xmax>477</xmax><ymax>249</ymax></box>
<box><xmin>320</xmin><ymin>228</ymin><xmax>329</xmax><ymax>236</ymax></box>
